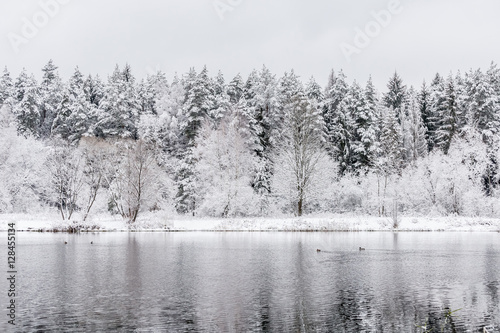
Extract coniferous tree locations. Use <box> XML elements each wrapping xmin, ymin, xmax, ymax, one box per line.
<box><xmin>343</xmin><ymin>82</ymin><xmax>371</xmax><ymax>172</ymax></box>
<box><xmin>172</xmin><ymin>66</ymin><xmax>218</xmax><ymax>214</ymax></box>
<box><xmin>14</xmin><ymin>74</ymin><xmax>41</xmax><ymax>138</ymax></box>
<box><xmin>464</xmin><ymin>69</ymin><xmax>499</xmax><ymax>144</ymax></box>
<box><xmin>183</xmin><ymin>66</ymin><xmax>215</xmax><ymax>142</ymax></box>
<box><xmin>403</xmin><ymin>89</ymin><xmax>427</xmax><ymax>163</ymax></box>
<box><xmin>418</xmin><ymin>81</ymin><xmax>434</xmax><ymax>151</ymax></box>
<box><xmin>95</xmin><ymin>64</ymin><xmax>140</xmax><ymax>139</ymax></box>
<box><xmin>482</xmin><ymin>148</ymin><xmax>499</xmax><ymax>196</ymax></box>
<box><xmin>383</xmin><ymin>72</ymin><xmax>407</xmax><ymax>122</ymax></box>
<box><xmin>84</xmin><ymin>74</ymin><xmax>105</xmax><ymax>107</ymax></box>
<box><xmin>427</xmin><ymin>74</ymin><xmax>446</xmax><ymax>151</ymax></box>
<box><xmin>39</xmin><ymin>60</ymin><xmax>63</xmax><ymax>138</ymax></box>
<box><xmin>142</xmin><ymin>75</ymin><xmax>186</xmax><ymax>156</ymax></box>
<box><xmin>0</xmin><ymin>67</ymin><xmax>14</xmax><ymax>107</ymax></box>
<box><xmin>83</xmin><ymin>74</ymin><xmax>104</xmax><ymax>137</ymax></box>
<box><xmin>377</xmin><ymin>106</ymin><xmax>404</xmax><ymax>174</ymax></box>
<box><xmin>227</xmin><ymin>73</ymin><xmax>244</xmax><ymax>105</ymax></box>
<box><xmin>373</xmin><ymin>106</ymin><xmax>404</xmax><ymax>216</ymax></box>
<box><xmin>52</xmin><ymin>67</ymin><xmax>91</xmax><ymax>143</ymax></box>
<box><xmin>323</xmin><ymin>69</ymin><xmax>349</xmax><ymax>168</ymax></box>
<box><xmin>454</xmin><ymin>70</ymin><xmax>468</xmax><ymax>129</ymax></box>
<box><xmin>138</xmin><ymin>71</ymin><xmax>168</xmax><ymax>115</ymax></box>
<box><xmin>305</xmin><ymin>76</ymin><xmax>324</xmax><ymax>103</ymax></box>
<box><xmin>486</xmin><ymin>62</ymin><xmax>500</xmax><ymax>95</ymax></box>
<box><xmin>435</xmin><ymin>74</ymin><xmax>459</xmax><ymax>154</ymax></box>
<box><xmin>51</xmin><ymin>88</ymin><xmax>72</xmax><ymax>141</ymax></box>
<box><xmin>365</xmin><ymin>76</ymin><xmax>382</xmax><ymax>166</ymax></box>
<box><xmin>277</xmin><ymin>70</ymin><xmax>303</xmax><ymax>139</ymax></box>
<box><xmin>244</xmin><ymin>66</ymin><xmax>279</xmax><ymax>210</ymax></box>
<box><xmin>14</xmin><ymin>69</ymin><xmax>29</xmax><ymax>103</ymax></box>
<box><xmin>353</xmin><ymin>81</ymin><xmax>378</xmax><ymax>172</ymax></box>
<box><xmin>212</xmin><ymin>70</ymin><xmax>231</xmax><ymax>124</ymax></box>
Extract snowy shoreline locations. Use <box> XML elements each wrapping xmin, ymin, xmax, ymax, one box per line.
<box><xmin>1</xmin><ymin>213</ymin><xmax>499</xmax><ymax>232</ymax></box>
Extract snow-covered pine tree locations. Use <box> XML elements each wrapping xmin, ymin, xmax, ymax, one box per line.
<box><xmin>278</xmin><ymin>70</ymin><xmax>303</xmax><ymax>101</ymax></box>
<box><xmin>244</xmin><ymin>66</ymin><xmax>279</xmax><ymax>212</ymax></box>
<box><xmin>255</xmin><ymin>66</ymin><xmax>280</xmax><ymax>201</ymax></box>
<box><xmin>138</xmin><ymin>71</ymin><xmax>168</xmax><ymax>115</ymax></box>
<box><xmin>251</xmin><ymin>66</ymin><xmax>280</xmax><ymax>151</ymax></box>
<box><xmin>0</xmin><ymin>67</ymin><xmax>14</xmax><ymax>107</ymax></box>
<box><xmin>418</xmin><ymin>81</ymin><xmax>434</xmax><ymax>152</ymax></box>
<box><xmin>454</xmin><ymin>70</ymin><xmax>468</xmax><ymax>130</ymax></box>
<box><xmin>84</xmin><ymin>74</ymin><xmax>105</xmax><ymax>107</ymax></box>
<box><xmin>306</xmin><ymin>76</ymin><xmax>326</xmax><ymax>146</ymax></box>
<box><xmin>486</xmin><ymin>62</ymin><xmax>500</xmax><ymax>97</ymax></box>
<box><xmin>277</xmin><ymin>70</ymin><xmax>303</xmax><ymax>139</ymax></box>
<box><xmin>434</xmin><ymin>74</ymin><xmax>460</xmax><ymax>154</ymax></box>
<box><xmin>50</xmin><ymin>86</ymin><xmax>72</xmax><ymax>141</ymax></box>
<box><xmin>224</xmin><ymin>74</ymin><xmax>254</xmax><ymax>152</ymax></box>
<box><xmin>373</xmin><ymin>106</ymin><xmax>405</xmax><ymax>216</ymax></box>
<box><xmin>348</xmin><ymin>81</ymin><xmax>378</xmax><ymax>173</ymax></box>
<box><xmin>402</xmin><ymin>88</ymin><xmax>427</xmax><ymax>163</ymax></box>
<box><xmin>464</xmin><ymin>68</ymin><xmax>499</xmax><ymax>144</ymax></box>
<box><xmin>305</xmin><ymin>76</ymin><xmax>324</xmax><ymax>103</ymax></box>
<box><xmin>140</xmin><ymin>74</ymin><xmax>187</xmax><ymax>157</ymax></box>
<box><xmin>485</xmin><ymin>63</ymin><xmax>500</xmax><ymax>142</ymax></box>
<box><xmin>481</xmin><ymin>63</ymin><xmax>500</xmax><ymax>195</ymax></box>
<box><xmin>173</xmin><ymin>147</ymin><xmax>198</xmax><ymax>214</ymax></box>
<box><xmin>212</xmin><ymin>70</ymin><xmax>231</xmax><ymax>124</ymax></box>
<box><xmin>182</xmin><ymin>66</ymin><xmax>217</xmax><ymax>143</ymax></box>
<box><xmin>14</xmin><ymin>74</ymin><xmax>41</xmax><ymax>138</ymax></box>
<box><xmin>377</xmin><ymin>106</ymin><xmax>404</xmax><ymax>175</ymax></box>
<box><xmin>482</xmin><ymin>147</ymin><xmax>500</xmax><ymax>197</ymax></box>
<box><xmin>83</xmin><ymin>74</ymin><xmax>104</xmax><ymax>137</ymax></box>
<box><xmin>383</xmin><ymin>72</ymin><xmax>407</xmax><ymax>123</ymax></box>
<box><xmin>427</xmin><ymin>74</ymin><xmax>446</xmax><ymax>151</ymax></box>
<box><xmin>227</xmin><ymin>73</ymin><xmax>245</xmax><ymax>105</ymax></box>
<box><xmin>52</xmin><ymin>67</ymin><xmax>92</xmax><ymax>144</ymax></box>
<box><xmin>170</xmin><ymin>66</ymin><xmax>219</xmax><ymax>214</ymax></box>
<box><xmin>323</xmin><ymin>71</ymin><xmax>353</xmax><ymax>174</ymax></box>
<box><xmin>322</xmin><ymin>69</ymin><xmax>349</xmax><ymax>168</ymax></box>
<box><xmin>364</xmin><ymin>76</ymin><xmax>379</xmax><ymax>116</ymax></box>
<box><xmin>14</xmin><ymin>69</ymin><xmax>29</xmax><ymax>103</ymax></box>
<box><xmin>364</xmin><ymin>76</ymin><xmax>381</xmax><ymax>167</ymax></box>
<box><xmin>39</xmin><ymin>60</ymin><xmax>63</xmax><ymax>138</ymax></box>
<box><xmin>94</xmin><ymin>64</ymin><xmax>140</xmax><ymax>139</ymax></box>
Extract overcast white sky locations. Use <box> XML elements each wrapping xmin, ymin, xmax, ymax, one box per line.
<box><xmin>1</xmin><ymin>0</ymin><xmax>499</xmax><ymax>90</ymax></box>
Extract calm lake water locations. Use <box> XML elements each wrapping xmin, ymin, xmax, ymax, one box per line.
<box><xmin>1</xmin><ymin>232</ymin><xmax>499</xmax><ymax>332</ymax></box>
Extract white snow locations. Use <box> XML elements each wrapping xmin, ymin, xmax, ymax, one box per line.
<box><xmin>1</xmin><ymin>212</ymin><xmax>499</xmax><ymax>232</ymax></box>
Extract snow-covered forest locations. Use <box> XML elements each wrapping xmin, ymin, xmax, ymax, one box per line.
<box><xmin>0</xmin><ymin>60</ymin><xmax>499</xmax><ymax>221</ymax></box>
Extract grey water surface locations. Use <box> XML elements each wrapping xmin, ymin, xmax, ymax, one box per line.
<box><xmin>2</xmin><ymin>232</ymin><xmax>499</xmax><ymax>332</ymax></box>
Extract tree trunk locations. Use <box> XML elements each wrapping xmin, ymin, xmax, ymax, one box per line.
<box><xmin>298</xmin><ymin>197</ymin><xmax>303</xmax><ymax>217</ymax></box>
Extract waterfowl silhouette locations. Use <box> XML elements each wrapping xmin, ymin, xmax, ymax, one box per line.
<box><xmin>359</xmin><ymin>247</ymin><xmax>365</xmax><ymax>251</ymax></box>
<box><xmin>316</xmin><ymin>249</ymin><xmax>321</xmax><ymax>252</ymax></box>
<box><xmin>64</xmin><ymin>241</ymin><xmax>67</xmax><ymax>244</ymax></box>
<box><xmin>91</xmin><ymin>241</ymin><xmax>93</xmax><ymax>244</ymax></box>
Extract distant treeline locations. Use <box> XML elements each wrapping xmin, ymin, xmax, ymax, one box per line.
<box><xmin>0</xmin><ymin>61</ymin><xmax>499</xmax><ymax>220</ymax></box>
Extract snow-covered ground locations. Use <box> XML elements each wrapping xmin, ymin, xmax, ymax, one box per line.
<box><xmin>0</xmin><ymin>212</ymin><xmax>499</xmax><ymax>232</ymax></box>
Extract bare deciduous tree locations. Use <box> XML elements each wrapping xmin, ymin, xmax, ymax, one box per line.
<box><xmin>274</xmin><ymin>93</ymin><xmax>327</xmax><ymax>216</ymax></box>
<box><xmin>46</xmin><ymin>143</ymin><xmax>84</xmax><ymax>220</ymax></box>
<box><xmin>79</xmin><ymin>137</ymin><xmax>110</xmax><ymax>221</ymax></box>
<box><xmin>104</xmin><ymin>139</ymin><xmax>156</xmax><ymax>223</ymax></box>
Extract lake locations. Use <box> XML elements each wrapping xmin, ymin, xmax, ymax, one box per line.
<box><xmin>1</xmin><ymin>232</ymin><xmax>499</xmax><ymax>332</ymax></box>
